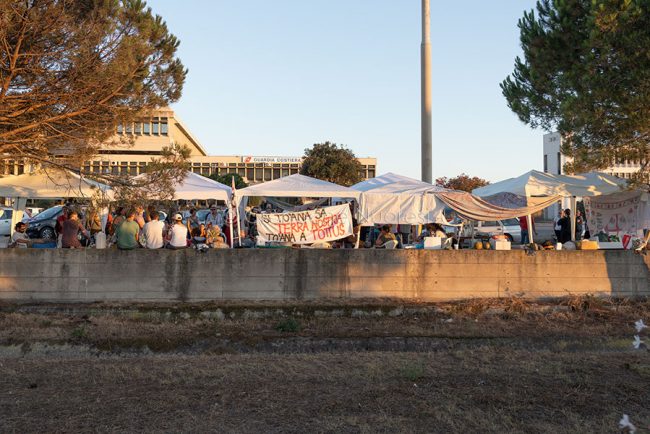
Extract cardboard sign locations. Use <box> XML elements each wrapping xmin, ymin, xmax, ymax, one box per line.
<box><xmin>257</xmin><ymin>204</ymin><xmax>353</xmax><ymax>244</ymax></box>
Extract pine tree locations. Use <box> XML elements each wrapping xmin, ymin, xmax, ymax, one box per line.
<box><xmin>501</xmin><ymin>0</ymin><xmax>650</xmax><ymax>182</ymax></box>
<box><xmin>300</xmin><ymin>142</ymin><xmax>363</xmax><ymax>186</ymax></box>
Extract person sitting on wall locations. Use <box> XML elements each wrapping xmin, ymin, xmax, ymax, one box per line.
<box><xmin>61</xmin><ymin>211</ymin><xmax>90</xmax><ymax>249</ymax></box>
<box><xmin>141</xmin><ymin>210</ymin><xmax>166</xmax><ymax>249</ymax></box>
<box><xmin>115</xmin><ymin>209</ymin><xmax>140</xmax><ymax>250</ymax></box>
<box><xmin>375</xmin><ymin>224</ymin><xmax>397</xmax><ymax>248</ymax></box>
<box><xmin>166</xmin><ymin>213</ymin><xmax>189</xmax><ymax>249</ymax></box>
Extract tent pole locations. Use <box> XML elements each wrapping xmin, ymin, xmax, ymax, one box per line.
<box><xmin>570</xmin><ymin>197</ymin><xmax>577</xmax><ymax>242</ymax></box>
<box><xmin>526</xmin><ymin>214</ymin><xmax>534</xmax><ymax>245</ymax></box>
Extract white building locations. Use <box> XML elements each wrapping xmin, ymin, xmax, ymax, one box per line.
<box><xmin>542</xmin><ymin>131</ymin><xmax>643</xmax><ymax>218</ymax></box>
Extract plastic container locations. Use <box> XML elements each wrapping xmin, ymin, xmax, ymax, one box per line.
<box><xmin>94</xmin><ymin>232</ymin><xmax>107</xmax><ymax>249</ymax></box>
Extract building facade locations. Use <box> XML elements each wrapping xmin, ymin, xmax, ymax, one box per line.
<box><xmin>543</xmin><ymin>132</ymin><xmax>643</xmax><ymax>179</ymax></box>
<box><xmin>79</xmin><ymin>108</ymin><xmax>377</xmax><ymax>183</ymax></box>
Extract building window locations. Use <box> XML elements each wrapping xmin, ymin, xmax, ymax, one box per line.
<box><xmin>264</xmin><ymin>168</ymin><xmax>272</xmax><ymax>181</ymax></box>
<box><xmin>246</xmin><ymin>168</ymin><xmax>254</xmax><ymax>180</ymax></box>
<box><xmin>282</xmin><ymin>169</ymin><xmax>289</xmax><ymax>177</ymax></box>
<box><xmin>125</xmin><ymin>123</ymin><xmax>133</xmax><ymax>134</ymax></box>
<box><xmin>160</xmin><ymin>118</ymin><xmax>168</xmax><ymax>135</ymax></box>
<box><xmin>368</xmin><ymin>170</ymin><xmax>375</xmax><ymax>178</ymax></box>
<box><xmin>557</xmin><ymin>152</ymin><xmax>561</xmax><ymax>174</ymax></box>
<box><xmin>117</xmin><ymin>124</ymin><xmax>123</xmax><ymax>134</ymax></box>
<box><xmin>543</xmin><ymin>154</ymin><xmax>548</xmax><ymax>172</ymax></box>
<box><xmin>134</xmin><ymin>123</ymin><xmax>141</xmax><ymax>135</ymax></box>
<box><xmin>152</xmin><ymin>119</ymin><xmax>159</xmax><ymax>134</ymax></box>
<box><xmin>143</xmin><ymin>122</ymin><xmax>150</xmax><ymax>135</ymax></box>
<box><xmin>255</xmin><ymin>170</ymin><xmax>263</xmax><ymax>181</ymax></box>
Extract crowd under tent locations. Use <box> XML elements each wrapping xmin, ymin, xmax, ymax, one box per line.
<box><xmin>472</xmin><ymin>170</ymin><xmax>629</xmax><ymax>242</ymax></box>
<box><xmin>0</xmin><ymin>169</ymin><xmax>114</xmax><ymax>239</ymax></box>
<box><xmin>134</xmin><ymin>171</ymin><xmax>231</xmax><ymax>202</ymax></box>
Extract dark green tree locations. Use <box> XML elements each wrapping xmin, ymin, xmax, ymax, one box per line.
<box><xmin>209</xmin><ymin>173</ymin><xmax>248</xmax><ymax>189</ymax></box>
<box><xmin>300</xmin><ymin>142</ymin><xmax>363</xmax><ymax>186</ymax></box>
<box><xmin>501</xmin><ymin>0</ymin><xmax>650</xmax><ymax>182</ymax></box>
<box><xmin>0</xmin><ymin>0</ymin><xmax>187</xmax><ymax>172</ymax></box>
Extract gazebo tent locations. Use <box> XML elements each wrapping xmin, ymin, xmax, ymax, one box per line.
<box><xmin>134</xmin><ymin>171</ymin><xmax>231</xmax><ymax>201</ymax></box>
<box><xmin>472</xmin><ymin>170</ymin><xmax>627</xmax><ymax>198</ymax></box>
<box><xmin>472</xmin><ymin>170</ymin><xmax>629</xmax><ymax>241</ymax></box>
<box><xmin>0</xmin><ymin>169</ymin><xmax>113</xmax><ymax>200</ymax></box>
<box><xmin>235</xmin><ymin>174</ymin><xmax>360</xmax><ymax>204</ymax></box>
<box><xmin>350</xmin><ymin>172</ymin><xmax>449</xmax><ymax>225</ymax></box>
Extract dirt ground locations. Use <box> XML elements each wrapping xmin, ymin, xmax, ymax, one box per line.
<box><xmin>1</xmin><ymin>297</ymin><xmax>649</xmax><ymax>433</ymax></box>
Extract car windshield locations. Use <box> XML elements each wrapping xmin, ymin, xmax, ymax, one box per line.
<box><xmin>33</xmin><ymin>206</ymin><xmax>61</xmax><ymax>220</ymax></box>
<box><xmin>0</xmin><ymin>209</ymin><xmax>12</xmax><ymax>220</ymax></box>
<box><xmin>501</xmin><ymin>218</ymin><xmax>520</xmax><ymax>226</ymax></box>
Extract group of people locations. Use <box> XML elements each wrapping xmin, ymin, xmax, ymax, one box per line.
<box><xmin>553</xmin><ymin>209</ymin><xmax>587</xmax><ymax>243</ymax></box>
<box><xmin>106</xmin><ymin>205</ymin><xmax>231</xmax><ymax>250</ymax></box>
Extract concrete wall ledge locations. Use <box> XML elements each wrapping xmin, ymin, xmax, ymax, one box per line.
<box><xmin>0</xmin><ymin>249</ymin><xmax>648</xmax><ymax>303</ymax></box>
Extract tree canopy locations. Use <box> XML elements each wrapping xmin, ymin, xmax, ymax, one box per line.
<box><xmin>0</xmin><ymin>0</ymin><xmax>187</xmax><ymax>172</ymax></box>
<box><xmin>435</xmin><ymin>173</ymin><xmax>489</xmax><ymax>192</ymax></box>
<box><xmin>300</xmin><ymin>142</ymin><xmax>363</xmax><ymax>186</ymax></box>
<box><xmin>209</xmin><ymin>172</ymin><xmax>248</xmax><ymax>189</ymax></box>
<box><xmin>501</xmin><ymin>0</ymin><xmax>650</xmax><ymax>181</ymax></box>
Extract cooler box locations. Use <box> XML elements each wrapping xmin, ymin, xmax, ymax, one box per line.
<box><xmin>490</xmin><ymin>239</ymin><xmax>511</xmax><ymax>250</ymax></box>
<box><xmin>423</xmin><ymin>236</ymin><xmax>443</xmax><ymax>250</ymax></box>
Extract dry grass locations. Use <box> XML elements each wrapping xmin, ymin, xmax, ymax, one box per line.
<box><xmin>0</xmin><ymin>297</ymin><xmax>649</xmax><ymax>432</ymax></box>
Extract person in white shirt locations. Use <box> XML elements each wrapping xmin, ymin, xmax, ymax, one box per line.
<box><xmin>205</xmin><ymin>205</ymin><xmax>223</xmax><ymax>229</ymax></box>
<box><xmin>11</xmin><ymin>222</ymin><xmax>31</xmax><ymax>248</ymax></box>
<box><xmin>166</xmin><ymin>213</ymin><xmax>188</xmax><ymax>249</ymax></box>
<box><xmin>142</xmin><ymin>211</ymin><xmax>166</xmax><ymax>249</ymax></box>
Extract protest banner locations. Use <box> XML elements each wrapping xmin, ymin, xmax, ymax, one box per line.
<box><xmin>584</xmin><ymin>191</ymin><xmax>648</xmax><ymax>237</ymax></box>
<box><xmin>257</xmin><ymin>204</ymin><xmax>353</xmax><ymax>244</ymax></box>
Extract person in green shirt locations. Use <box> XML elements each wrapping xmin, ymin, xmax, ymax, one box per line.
<box><xmin>116</xmin><ymin>209</ymin><xmax>140</xmax><ymax>250</ymax></box>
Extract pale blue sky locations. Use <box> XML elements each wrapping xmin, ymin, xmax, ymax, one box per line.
<box><xmin>147</xmin><ymin>0</ymin><xmax>541</xmax><ymax>182</ymax></box>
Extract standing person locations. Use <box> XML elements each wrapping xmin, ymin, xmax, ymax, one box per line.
<box><xmin>85</xmin><ymin>208</ymin><xmax>103</xmax><ymax>237</ymax></box>
<box><xmin>205</xmin><ymin>205</ymin><xmax>223</xmax><ymax>230</ymax></box>
<box><xmin>575</xmin><ymin>210</ymin><xmax>584</xmax><ymax>241</ymax></box>
<box><xmin>518</xmin><ymin>216</ymin><xmax>537</xmax><ymax>244</ymax></box>
<box><xmin>166</xmin><ymin>213</ymin><xmax>188</xmax><ymax>249</ymax></box>
<box><xmin>553</xmin><ymin>210</ymin><xmax>563</xmax><ymax>241</ymax></box>
<box><xmin>115</xmin><ymin>209</ymin><xmax>140</xmax><ymax>250</ymax></box>
<box><xmin>141</xmin><ymin>210</ymin><xmax>166</xmax><ymax>249</ymax></box>
<box><xmin>61</xmin><ymin>211</ymin><xmax>89</xmax><ymax>249</ymax></box>
<box><xmin>186</xmin><ymin>208</ymin><xmax>200</xmax><ymax>233</ymax></box>
<box><xmin>55</xmin><ymin>206</ymin><xmax>69</xmax><ymax>236</ymax></box>
<box><xmin>558</xmin><ymin>209</ymin><xmax>572</xmax><ymax>243</ymax></box>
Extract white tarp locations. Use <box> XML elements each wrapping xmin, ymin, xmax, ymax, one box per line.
<box><xmin>584</xmin><ymin>191</ymin><xmax>650</xmax><ymax>238</ymax></box>
<box><xmin>256</xmin><ymin>203</ymin><xmax>353</xmax><ymax>244</ymax></box>
<box><xmin>236</xmin><ymin>174</ymin><xmax>360</xmax><ymax>201</ymax></box>
<box><xmin>0</xmin><ymin>169</ymin><xmax>113</xmax><ymax>200</ymax></box>
<box><xmin>351</xmin><ymin>172</ymin><xmax>448</xmax><ymax>225</ymax></box>
<box><xmin>473</xmin><ymin>170</ymin><xmax>627</xmax><ymax>198</ymax></box>
<box><xmin>135</xmin><ymin>171</ymin><xmax>231</xmax><ymax>201</ymax></box>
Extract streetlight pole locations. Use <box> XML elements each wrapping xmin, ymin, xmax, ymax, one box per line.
<box><xmin>421</xmin><ymin>0</ymin><xmax>432</xmax><ymax>183</ymax></box>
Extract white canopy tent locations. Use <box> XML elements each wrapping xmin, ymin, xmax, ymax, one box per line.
<box><xmin>235</xmin><ymin>174</ymin><xmax>360</xmax><ymax>205</ymax></box>
<box><xmin>351</xmin><ymin>172</ymin><xmax>448</xmax><ymax>226</ymax></box>
<box><xmin>473</xmin><ymin>170</ymin><xmax>627</xmax><ymax>198</ymax></box>
<box><xmin>0</xmin><ymin>169</ymin><xmax>114</xmax><ymax>241</ymax></box>
<box><xmin>0</xmin><ymin>169</ymin><xmax>113</xmax><ymax>200</ymax></box>
<box><xmin>473</xmin><ymin>170</ymin><xmax>629</xmax><ymax>242</ymax></box>
<box><xmin>134</xmin><ymin>171</ymin><xmax>231</xmax><ymax>201</ymax></box>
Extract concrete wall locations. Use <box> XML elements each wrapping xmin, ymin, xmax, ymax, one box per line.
<box><xmin>0</xmin><ymin>249</ymin><xmax>648</xmax><ymax>303</ymax></box>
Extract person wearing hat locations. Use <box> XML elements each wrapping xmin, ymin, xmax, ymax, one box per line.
<box><xmin>166</xmin><ymin>213</ymin><xmax>188</xmax><ymax>249</ymax></box>
<box><xmin>205</xmin><ymin>204</ymin><xmax>223</xmax><ymax>229</ymax></box>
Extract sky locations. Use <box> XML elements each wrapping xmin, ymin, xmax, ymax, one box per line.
<box><xmin>146</xmin><ymin>0</ymin><xmax>541</xmax><ymax>183</ymax></box>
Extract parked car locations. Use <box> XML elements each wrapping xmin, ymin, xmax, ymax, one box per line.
<box><xmin>0</xmin><ymin>208</ymin><xmax>14</xmax><ymax>241</ymax></box>
<box><xmin>462</xmin><ymin>219</ymin><xmax>522</xmax><ymax>244</ymax></box>
<box><xmin>26</xmin><ymin>205</ymin><xmax>64</xmax><ymax>240</ymax></box>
